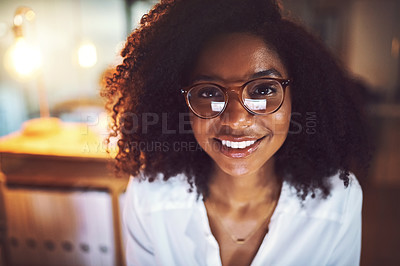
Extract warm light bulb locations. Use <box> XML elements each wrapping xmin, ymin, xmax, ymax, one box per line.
<box><xmin>25</xmin><ymin>10</ymin><xmax>36</xmax><ymax>21</ymax></box>
<box><xmin>13</xmin><ymin>15</ymin><xmax>23</xmax><ymax>26</ymax></box>
<box><xmin>78</xmin><ymin>43</ymin><xmax>97</xmax><ymax>68</ymax></box>
<box><xmin>4</xmin><ymin>37</ymin><xmax>42</xmax><ymax>78</ymax></box>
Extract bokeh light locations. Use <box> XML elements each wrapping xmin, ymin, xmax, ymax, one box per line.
<box><xmin>78</xmin><ymin>43</ymin><xmax>97</xmax><ymax>68</ymax></box>
<box><xmin>4</xmin><ymin>37</ymin><xmax>42</xmax><ymax>79</ymax></box>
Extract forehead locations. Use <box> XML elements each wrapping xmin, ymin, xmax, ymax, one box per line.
<box><xmin>191</xmin><ymin>32</ymin><xmax>287</xmax><ymax>82</ymax></box>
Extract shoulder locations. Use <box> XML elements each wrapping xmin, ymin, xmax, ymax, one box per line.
<box><xmin>280</xmin><ymin>172</ymin><xmax>362</xmax><ymax>223</ymax></box>
<box><xmin>125</xmin><ymin>173</ymin><xmax>198</xmax><ymax>213</ymax></box>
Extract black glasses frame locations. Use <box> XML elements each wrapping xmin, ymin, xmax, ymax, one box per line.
<box><xmin>180</xmin><ymin>77</ymin><xmax>291</xmax><ymax>119</ymax></box>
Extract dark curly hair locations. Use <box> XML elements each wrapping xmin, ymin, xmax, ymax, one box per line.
<box><xmin>101</xmin><ymin>0</ymin><xmax>370</xmax><ymax>200</ymax></box>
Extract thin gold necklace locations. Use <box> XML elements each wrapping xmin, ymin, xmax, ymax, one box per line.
<box><xmin>208</xmin><ymin>200</ymin><xmax>275</xmax><ymax>245</ymax></box>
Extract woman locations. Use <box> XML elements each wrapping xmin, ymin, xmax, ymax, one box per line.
<box><xmin>102</xmin><ymin>0</ymin><xmax>369</xmax><ymax>265</ymax></box>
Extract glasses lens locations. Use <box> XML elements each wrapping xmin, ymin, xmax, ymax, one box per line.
<box><xmin>243</xmin><ymin>79</ymin><xmax>284</xmax><ymax>114</ymax></box>
<box><xmin>187</xmin><ymin>84</ymin><xmax>226</xmax><ymax>118</ymax></box>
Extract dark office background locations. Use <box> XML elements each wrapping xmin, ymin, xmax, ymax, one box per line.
<box><xmin>0</xmin><ymin>0</ymin><xmax>399</xmax><ymax>265</ymax></box>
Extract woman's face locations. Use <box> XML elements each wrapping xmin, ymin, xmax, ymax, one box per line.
<box><xmin>189</xmin><ymin>32</ymin><xmax>291</xmax><ymax>177</ymax></box>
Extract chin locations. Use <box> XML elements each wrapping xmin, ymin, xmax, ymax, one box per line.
<box><xmin>217</xmin><ymin>161</ymin><xmax>260</xmax><ymax>177</ymax></box>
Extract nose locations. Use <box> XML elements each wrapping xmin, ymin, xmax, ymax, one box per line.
<box><xmin>219</xmin><ymin>91</ymin><xmax>253</xmax><ymax>129</ymax></box>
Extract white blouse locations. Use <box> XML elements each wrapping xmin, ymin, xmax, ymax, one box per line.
<box><xmin>123</xmin><ymin>173</ymin><xmax>362</xmax><ymax>266</ymax></box>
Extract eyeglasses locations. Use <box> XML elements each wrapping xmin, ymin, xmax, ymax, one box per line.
<box><xmin>181</xmin><ymin>77</ymin><xmax>290</xmax><ymax>119</ymax></box>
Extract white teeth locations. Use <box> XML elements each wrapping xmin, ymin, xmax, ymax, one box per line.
<box><xmin>238</xmin><ymin>142</ymin><xmax>246</xmax><ymax>149</ymax></box>
<box><xmin>220</xmin><ymin>140</ymin><xmax>256</xmax><ymax>149</ymax></box>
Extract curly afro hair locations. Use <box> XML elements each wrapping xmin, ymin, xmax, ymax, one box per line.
<box><xmin>101</xmin><ymin>0</ymin><xmax>370</xmax><ymax>200</ymax></box>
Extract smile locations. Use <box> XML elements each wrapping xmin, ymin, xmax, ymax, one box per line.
<box><xmin>214</xmin><ymin>136</ymin><xmax>267</xmax><ymax>158</ymax></box>
<box><xmin>221</xmin><ymin>140</ymin><xmax>256</xmax><ymax>149</ymax></box>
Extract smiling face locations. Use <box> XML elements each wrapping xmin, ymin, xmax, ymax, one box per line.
<box><xmin>189</xmin><ymin>32</ymin><xmax>292</xmax><ymax>178</ymax></box>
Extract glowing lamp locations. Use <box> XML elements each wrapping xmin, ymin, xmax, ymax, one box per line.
<box><xmin>5</xmin><ymin>37</ymin><xmax>42</xmax><ymax>77</ymax></box>
<box><xmin>4</xmin><ymin>7</ymin><xmax>42</xmax><ymax>79</ymax></box>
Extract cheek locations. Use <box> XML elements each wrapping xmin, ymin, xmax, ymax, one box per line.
<box><xmin>262</xmin><ymin>106</ymin><xmax>291</xmax><ymax>136</ymax></box>
<box><xmin>271</xmin><ymin>92</ymin><xmax>292</xmax><ymax>135</ymax></box>
<box><xmin>190</xmin><ymin>115</ymin><xmax>212</xmax><ymax>147</ymax></box>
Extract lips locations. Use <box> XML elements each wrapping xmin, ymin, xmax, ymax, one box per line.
<box><xmin>213</xmin><ymin>135</ymin><xmax>267</xmax><ymax>158</ymax></box>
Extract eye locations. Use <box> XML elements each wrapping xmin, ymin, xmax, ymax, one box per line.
<box><xmin>249</xmin><ymin>83</ymin><xmax>277</xmax><ymax>97</ymax></box>
<box><xmin>197</xmin><ymin>86</ymin><xmax>223</xmax><ymax>99</ymax></box>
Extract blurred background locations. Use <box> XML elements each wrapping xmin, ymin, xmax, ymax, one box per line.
<box><xmin>0</xmin><ymin>0</ymin><xmax>399</xmax><ymax>265</ymax></box>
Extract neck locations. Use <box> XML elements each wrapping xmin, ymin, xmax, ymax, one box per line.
<box><xmin>208</xmin><ymin>159</ymin><xmax>281</xmax><ymax>208</ymax></box>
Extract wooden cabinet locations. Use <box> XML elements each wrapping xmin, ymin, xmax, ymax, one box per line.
<box><xmin>0</xmin><ymin>119</ymin><xmax>128</xmax><ymax>266</ymax></box>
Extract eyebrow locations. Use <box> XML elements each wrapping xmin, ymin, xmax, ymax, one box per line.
<box><xmin>251</xmin><ymin>69</ymin><xmax>283</xmax><ymax>79</ymax></box>
<box><xmin>191</xmin><ymin>68</ymin><xmax>283</xmax><ymax>84</ymax></box>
